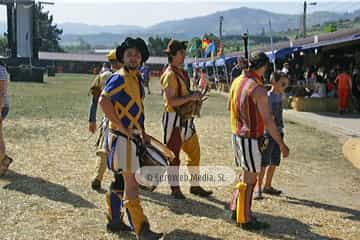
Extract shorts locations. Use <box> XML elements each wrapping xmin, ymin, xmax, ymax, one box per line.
<box><xmin>1</xmin><ymin>106</ymin><xmax>9</xmax><ymax>119</ymax></box>
<box><xmin>262</xmin><ymin>133</ymin><xmax>283</xmax><ymax>167</ymax></box>
<box><xmin>107</xmin><ymin>130</ymin><xmax>140</xmax><ymax>174</ymax></box>
<box><xmin>232</xmin><ymin>135</ymin><xmax>262</xmax><ymax>173</ymax></box>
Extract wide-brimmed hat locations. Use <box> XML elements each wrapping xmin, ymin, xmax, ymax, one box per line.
<box><xmin>164</xmin><ymin>40</ymin><xmax>187</xmax><ymax>55</ymax></box>
<box><xmin>249</xmin><ymin>52</ymin><xmax>270</xmax><ymax>70</ymax></box>
<box><xmin>116</xmin><ymin>37</ymin><xmax>150</xmax><ymax>63</ymax></box>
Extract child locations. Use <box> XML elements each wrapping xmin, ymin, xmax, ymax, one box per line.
<box><xmin>254</xmin><ymin>71</ymin><xmax>289</xmax><ymax>200</ymax></box>
<box><xmin>199</xmin><ymin>68</ymin><xmax>208</xmax><ymax>91</ymax></box>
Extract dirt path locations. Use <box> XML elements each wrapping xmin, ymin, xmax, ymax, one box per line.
<box><xmin>0</xmin><ymin>86</ymin><xmax>359</xmax><ymax>239</ymax></box>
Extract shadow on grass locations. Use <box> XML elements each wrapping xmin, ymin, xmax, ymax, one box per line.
<box><xmin>113</xmin><ymin>229</ymin><xmax>223</xmax><ymax>240</ymax></box>
<box><xmin>282</xmin><ymin>195</ymin><xmax>360</xmax><ymax>222</ymax></box>
<box><xmin>140</xmin><ymin>189</ymin><xmax>231</xmax><ymax>221</ymax></box>
<box><xmin>1</xmin><ymin>170</ymin><xmax>96</xmax><ymax>209</ymax></box>
<box><xmin>141</xmin><ymin>190</ymin><xmax>342</xmax><ymax>240</ymax></box>
<box><xmin>256</xmin><ymin>212</ymin><xmax>342</xmax><ymax>240</ymax></box>
<box><xmin>164</xmin><ymin>229</ymin><xmax>223</xmax><ymax>240</ymax></box>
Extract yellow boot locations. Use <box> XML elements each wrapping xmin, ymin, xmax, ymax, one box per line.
<box><xmin>182</xmin><ymin>134</ymin><xmax>212</xmax><ymax>197</ymax></box>
<box><xmin>235</xmin><ymin>182</ymin><xmax>247</xmax><ymax>224</ymax></box>
<box><xmin>124</xmin><ymin>198</ymin><xmax>146</xmax><ymax>235</ymax></box>
<box><xmin>182</xmin><ymin>133</ymin><xmax>200</xmax><ymax>167</ymax></box>
<box><xmin>124</xmin><ymin>198</ymin><xmax>163</xmax><ymax>240</ymax></box>
<box><xmin>91</xmin><ymin>154</ymin><xmax>107</xmax><ymax>190</ymax></box>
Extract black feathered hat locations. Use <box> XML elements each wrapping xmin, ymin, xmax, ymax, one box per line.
<box><xmin>116</xmin><ymin>37</ymin><xmax>150</xmax><ymax>63</ymax></box>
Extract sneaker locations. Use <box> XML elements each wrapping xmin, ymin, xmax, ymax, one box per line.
<box><xmin>190</xmin><ymin>186</ymin><xmax>213</xmax><ymax>197</ymax></box>
<box><xmin>91</xmin><ymin>179</ymin><xmax>101</xmax><ymax>191</ymax></box>
<box><xmin>262</xmin><ymin>187</ymin><xmax>282</xmax><ymax>196</ymax></box>
<box><xmin>138</xmin><ymin>222</ymin><xmax>164</xmax><ymax>240</ymax></box>
<box><xmin>106</xmin><ymin>220</ymin><xmax>132</xmax><ymax>233</ymax></box>
<box><xmin>240</xmin><ymin>218</ymin><xmax>270</xmax><ymax>231</ymax></box>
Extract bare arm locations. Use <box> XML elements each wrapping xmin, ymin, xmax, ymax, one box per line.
<box><xmin>89</xmin><ymin>94</ymin><xmax>99</xmax><ymax>122</ymax></box>
<box><xmin>253</xmin><ymin>87</ymin><xmax>289</xmax><ymax>157</ymax></box>
<box><xmin>99</xmin><ymin>95</ymin><xmax>131</xmax><ymax>137</ymax></box>
<box><xmin>164</xmin><ymin>87</ymin><xmax>200</xmax><ymax>108</ymax></box>
<box><xmin>227</xmin><ymin>97</ymin><xmax>230</xmax><ymax>111</ymax></box>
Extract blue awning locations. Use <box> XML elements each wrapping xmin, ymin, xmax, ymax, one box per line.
<box><xmin>206</xmin><ymin>60</ymin><xmax>214</xmax><ymax>67</ymax></box>
<box><xmin>198</xmin><ymin>62</ymin><xmax>206</xmax><ymax>68</ymax></box>
<box><xmin>265</xmin><ymin>46</ymin><xmax>302</xmax><ymax>62</ymax></box>
<box><xmin>225</xmin><ymin>56</ymin><xmax>237</xmax><ymax>66</ymax></box>
<box><xmin>301</xmin><ymin>34</ymin><xmax>360</xmax><ymax>51</ymax></box>
<box><xmin>186</xmin><ymin>63</ymin><xmax>193</xmax><ymax>69</ymax></box>
<box><xmin>215</xmin><ymin>58</ymin><xmax>225</xmax><ymax>67</ymax></box>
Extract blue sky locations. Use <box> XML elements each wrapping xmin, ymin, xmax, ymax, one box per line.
<box><xmin>1</xmin><ymin>1</ymin><xmax>360</xmax><ymax>27</ymax></box>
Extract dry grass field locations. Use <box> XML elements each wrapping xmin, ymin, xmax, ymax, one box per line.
<box><xmin>0</xmin><ymin>74</ymin><xmax>359</xmax><ymax>240</ymax></box>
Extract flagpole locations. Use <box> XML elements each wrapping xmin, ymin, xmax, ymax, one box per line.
<box><xmin>246</xmin><ymin>29</ymin><xmax>250</xmax><ymax>58</ymax></box>
<box><xmin>269</xmin><ymin>19</ymin><xmax>276</xmax><ymax>71</ymax></box>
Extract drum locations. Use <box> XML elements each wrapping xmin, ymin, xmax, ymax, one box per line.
<box><xmin>136</xmin><ymin>136</ymin><xmax>175</xmax><ymax>191</ymax></box>
<box><xmin>141</xmin><ymin>145</ymin><xmax>169</xmax><ymax>167</ymax></box>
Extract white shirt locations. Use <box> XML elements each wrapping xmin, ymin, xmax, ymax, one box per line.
<box><xmin>281</xmin><ymin>67</ymin><xmax>289</xmax><ymax>74</ymax></box>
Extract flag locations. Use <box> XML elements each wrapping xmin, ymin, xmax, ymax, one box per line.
<box><xmin>204</xmin><ymin>41</ymin><xmax>216</xmax><ymax>58</ymax></box>
<box><xmin>202</xmin><ymin>39</ymin><xmax>211</xmax><ymax>50</ymax></box>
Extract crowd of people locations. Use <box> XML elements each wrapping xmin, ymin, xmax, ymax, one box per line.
<box><xmin>193</xmin><ymin>56</ymin><xmax>360</xmax><ymax>114</ymax></box>
<box><xmin>85</xmin><ymin>39</ymin><xmax>292</xmax><ymax>238</ymax></box>
<box><xmin>279</xmin><ymin>62</ymin><xmax>360</xmax><ymax>114</ymax></box>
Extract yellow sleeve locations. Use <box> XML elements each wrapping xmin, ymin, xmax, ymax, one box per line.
<box><xmin>161</xmin><ymin>71</ymin><xmax>177</xmax><ymax>90</ymax></box>
<box><xmin>89</xmin><ymin>74</ymin><xmax>102</xmax><ymax>96</ymax></box>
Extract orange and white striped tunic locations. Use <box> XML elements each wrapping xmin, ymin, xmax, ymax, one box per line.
<box><xmin>229</xmin><ymin>72</ymin><xmax>264</xmax><ymax>139</ymax></box>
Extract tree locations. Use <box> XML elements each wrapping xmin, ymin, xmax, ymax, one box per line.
<box><xmin>63</xmin><ymin>37</ymin><xmax>92</xmax><ymax>53</ymax></box>
<box><xmin>188</xmin><ymin>37</ymin><xmax>202</xmax><ymax>57</ymax></box>
<box><xmin>34</xmin><ymin>3</ymin><xmax>63</xmax><ymax>52</ymax></box>
<box><xmin>147</xmin><ymin>37</ymin><xmax>171</xmax><ymax>56</ymax></box>
<box><xmin>323</xmin><ymin>23</ymin><xmax>337</xmax><ymax>33</ymax></box>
